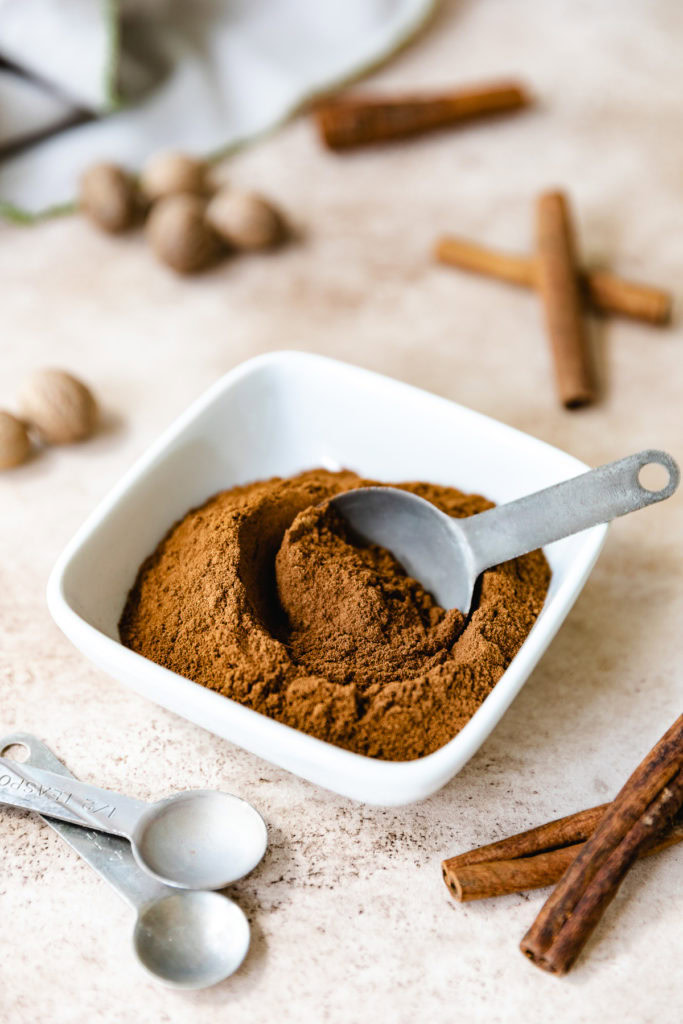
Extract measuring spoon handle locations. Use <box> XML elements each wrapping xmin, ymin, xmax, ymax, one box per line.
<box><xmin>0</xmin><ymin>733</ymin><xmax>168</xmax><ymax>911</ymax></box>
<box><xmin>0</xmin><ymin>754</ymin><xmax>147</xmax><ymax>839</ymax></box>
<box><xmin>459</xmin><ymin>449</ymin><xmax>679</xmax><ymax>575</ymax></box>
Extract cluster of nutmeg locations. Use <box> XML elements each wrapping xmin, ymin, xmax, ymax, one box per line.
<box><xmin>0</xmin><ymin>369</ymin><xmax>98</xmax><ymax>471</ymax></box>
<box><xmin>79</xmin><ymin>151</ymin><xmax>285</xmax><ymax>273</ymax></box>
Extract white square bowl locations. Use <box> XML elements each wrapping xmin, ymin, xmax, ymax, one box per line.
<box><xmin>48</xmin><ymin>352</ymin><xmax>607</xmax><ymax>806</ymax></box>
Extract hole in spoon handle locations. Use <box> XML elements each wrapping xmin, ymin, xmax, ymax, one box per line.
<box><xmin>633</xmin><ymin>449</ymin><xmax>680</xmax><ymax>501</ymax></box>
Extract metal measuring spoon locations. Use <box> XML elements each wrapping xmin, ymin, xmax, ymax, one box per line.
<box><xmin>0</xmin><ymin>751</ymin><xmax>267</xmax><ymax>891</ymax></box>
<box><xmin>329</xmin><ymin>449</ymin><xmax>679</xmax><ymax>611</ymax></box>
<box><xmin>0</xmin><ymin>733</ymin><xmax>251</xmax><ymax>989</ymax></box>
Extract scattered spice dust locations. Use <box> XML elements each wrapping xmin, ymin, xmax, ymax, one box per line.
<box><xmin>119</xmin><ymin>469</ymin><xmax>550</xmax><ymax>760</ymax></box>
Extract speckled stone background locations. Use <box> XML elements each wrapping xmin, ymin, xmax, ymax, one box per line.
<box><xmin>1</xmin><ymin>2</ymin><xmax>682</xmax><ymax>1021</ymax></box>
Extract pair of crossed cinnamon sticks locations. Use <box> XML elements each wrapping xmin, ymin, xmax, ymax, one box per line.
<box><xmin>442</xmin><ymin>712</ymin><xmax>683</xmax><ymax>974</ymax></box>
<box><xmin>436</xmin><ymin>194</ymin><xmax>672</xmax><ymax>409</ymax></box>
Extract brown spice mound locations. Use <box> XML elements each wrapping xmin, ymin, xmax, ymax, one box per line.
<box><xmin>119</xmin><ymin>469</ymin><xmax>550</xmax><ymax>761</ymax></box>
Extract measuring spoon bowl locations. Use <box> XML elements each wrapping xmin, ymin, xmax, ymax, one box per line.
<box><xmin>132</xmin><ymin>790</ymin><xmax>269</xmax><ymax>890</ymax></box>
<box><xmin>134</xmin><ymin>890</ymin><xmax>250</xmax><ymax>989</ymax></box>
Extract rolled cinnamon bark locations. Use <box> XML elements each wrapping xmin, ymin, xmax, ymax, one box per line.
<box><xmin>535</xmin><ymin>191</ymin><xmax>595</xmax><ymax>408</ymax></box>
<box><xmin>442</xmin><ymin>818</ymin><xmax>683</xmax><ymax>901</ymax></box>
<box><xmin>434</xmin><ymin>236</ymin><xmax>672</xmax><ymax>325</ymax></box>
<box><xmin>315</xmin><ymin>81</ymin><xmax>530</xmax><ymax>150</ymax></box>
<box><xmin>446</xmin><ymin>847</ymin><xmax>580</xmax><ymax>901</ymax></box>
<box><xmin>521</xmin><ymin>712</ymin><xmax>683</xmax><ymax>975</ymax></box>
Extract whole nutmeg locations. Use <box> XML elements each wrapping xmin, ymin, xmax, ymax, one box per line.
<box><xmin>146</xmin><ymin>194</ymin><xmax>221</xmax><ymax>273</ymax></box>
<box><xmin>206</xmin><ymin>189</ymin><xmax>283</xmax><ymax>250</ymax></box>
<box><xmin>20</xmin><ymin>369</ymin><xmax>98</xmax><ymax>444</ymax></box>
<box><xmin>0</xmin><ymin>411</ymin><xmax>31</xmax><ymax>469</ymax></box>
<box><xmin>80</xmin><ymin>162</ymin><xmax>139</xmax><ymax>233</ymax></box>
<box><xmin>140</xmin><ymin>151</ymin><xmax>208</xmax><ymax>201</ymax></box>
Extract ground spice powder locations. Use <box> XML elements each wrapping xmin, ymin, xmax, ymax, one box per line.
<box><xmin>119</xmin><ymin>469</ymin><xmax>550</xmax><ymax>761</ymax></box>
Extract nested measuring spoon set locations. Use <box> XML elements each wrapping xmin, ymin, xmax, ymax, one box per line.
<box><xmin>0</xmin><ymin>732</ymin><xmax>268</xmax><ymax>989</ymax></box>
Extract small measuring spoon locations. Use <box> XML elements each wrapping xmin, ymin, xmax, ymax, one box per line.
<box><xmin>0</xmin><ymin>733</ymin><xmax>251</xmax><ymax>989</ymax></box>
<box><xmin>329</xmin><ymin>449</ymin><xmax>679</xmax><ymax>611</ymax></box>
<box><xmin>0</xmin><ymin>751</ymin><xmax>267</xmax><ymax>891</ymax></box>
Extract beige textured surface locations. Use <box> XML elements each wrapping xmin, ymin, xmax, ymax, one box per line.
<box><xmin>1</xmin><ymin>2</ymin><xmax>682</xmax><ymax>1021</ymax></box>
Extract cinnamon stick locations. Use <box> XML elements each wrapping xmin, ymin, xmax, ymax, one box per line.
<box><xmin>521</xmin><ymin>712</ymin><xmax>683</xmax><ymax>975</ymax></box>
<box><xmin>442</xmin><ymin>812</ymin><xmax>683</xmax><ymax>901</ymax></box>
<box><xmin>435</xmin><ymin>236</ymin><xmax>672</xmax><ymax>325</ymax></box>
<box><xmin>535</xmin><ymin>191</ymin><xmax>595</xmax><ymax>408</ymax></box>
<box><xmin>315</xmin><ymin>81</ymin><xmax>530</xmax><ymax>150</ymax></box>
<box><xmin>446</xmin><ymin>846</ymin><xmax>583</xmax><ymax>902</ymax></box>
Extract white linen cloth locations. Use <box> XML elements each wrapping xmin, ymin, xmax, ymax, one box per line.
<box><xmin>0</xmin><ymin>0</ymin><xmax>434</xmax><ymax>217</ymax></box>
